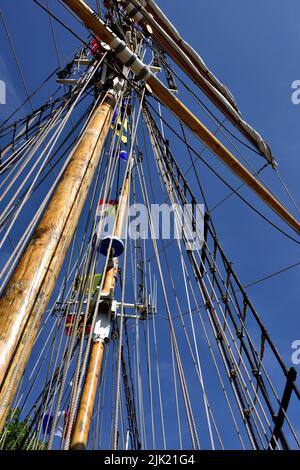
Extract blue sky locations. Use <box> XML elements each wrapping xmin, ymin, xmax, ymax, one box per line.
<box><xmin>0</xmin><ymin>0</ymin><xmax>299</xmax><ymax>449</ymax></box>
<box><xmin>155</xmin><ymin>0</ymin><xmax>300</xmax><ymax>358</ymax></box>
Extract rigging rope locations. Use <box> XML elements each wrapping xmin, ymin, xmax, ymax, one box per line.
<box><xmin>33</xmin><ymin>0</ymin><xmax>92</xmax><ymax>51</ymax></box>
<box><xmin>145</xmin><ymin>100</ymin><xmax>300</xmax><ymax>247</ymax></box>
<box><xmin>144</xmin><ymin>107</ymin><xmax>295</xmax><ymax>448</ymax></box>
<box><xmin>0</xmin><ymin>11</ymin><xmax>34</xmax><ymax>113</ymax></box>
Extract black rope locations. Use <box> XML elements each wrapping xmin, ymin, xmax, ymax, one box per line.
<box><xmin>101</xmin><ymin>59</ymin><xmax>300</xmax><ymax>246</ymax></box>
<box><xmin>116</xmin><ymin>5</ymin><xmax>268</xmax><ymax>160</ymax></box>
<box><xmin>33</xmin><ymin>0</ymin><xmax>91</xmax><ymax>49</ymax></box>
<box><xmin>145</xmin><ymin>99</ymin><xmax>300</xmax><ymax>247</ymax></box>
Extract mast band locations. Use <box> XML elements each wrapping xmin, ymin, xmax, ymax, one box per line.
<box><xmin>125</xmin><ymin>54</ymin><xmax>138</xmax><ymax>67</ymax></box>
<box><xmin>125</xmin><ymin>4</ymin><xmax>143</xmax><ymax>23</ymax></box>
<box><xmin>109</xmin><ymin>37</ymin><xmax>151</xmax><ymax>81</ymax></box>
<box><xmin>113</xmin><ymin>42</ymin><xmax>127</xmax><ymax>54</ymax></box>
<box><xmin>136</xmin><ymin>68</ymin><xmax>151</xmax><ymax>81</ymax></box>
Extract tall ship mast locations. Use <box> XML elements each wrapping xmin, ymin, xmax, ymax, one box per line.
<box><xmin>0</xmin><ymin>0</ymin><xmax>299</xmax><ymax>451</ymax></box>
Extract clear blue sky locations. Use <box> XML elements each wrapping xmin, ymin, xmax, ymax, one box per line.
<box><xmin>0</xmin><ymin>0</ymin><xmax>299</xmax><ymax>449</ymax></box>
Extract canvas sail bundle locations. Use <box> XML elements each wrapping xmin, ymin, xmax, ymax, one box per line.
<box><xmin>123</xmin><ymin>0</ymin><xmax>275</xmax><ymax>165</ymax></box>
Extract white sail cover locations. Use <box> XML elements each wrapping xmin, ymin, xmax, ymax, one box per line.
<box><xmin>141</xmin><ymin>0</ymin><xmax>275</xmax><ymax>165</ymax></box>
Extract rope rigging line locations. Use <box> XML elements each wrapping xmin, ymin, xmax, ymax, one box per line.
<box><xmin>136</xmin><ymin>152</ymin><xmax>201</xmax><ymax>450</ymax></box>
<box><xmin>115</xmin><ymin>5</ymin><xmax>270</xmax><ymax>162</ymax></box>
<box><xmin>29</xmin><ymin>103</ymin><xmax>116</xmax><ymax>448</ymax></box>
<box><xmin>45</xmin><ymin>0</ymin><xmax>63</xmax><ymax>69</ymax></box>
<box><xmin>113</xmin><ymin>197</ymin><xmax>130</xmax><ymax>450</ymax></box>
<box><xmin>1</xmin><ymin>110</ymin><xmax>100</xmax><ymax>243</ymax></box>
<box><xmin>0</xmin><ymin>94</ymin><xmax>102</xmax><ymax>295</ymax></box>
<box><xmin>0</xmin><ymin>67</ymin><xmax>61</xmax><ymax>130</ymax></box>
<box><xmin>142</xmin><ymin>118</ymin><xmax>224</xmax><ymax>448</ymax></box>
<box><xmin>243</xmin><ymin>260</ymin><xmax>300</xmax><ymax>290</ymax></box>
<box><xmin>0</xmin><ymin>11</ymin><xmax>34</xmax><ymax>113</ymax></box>
<box><xmin>54</xmin><ymin>97</ymin><xmax>120</xmax><ymax>450</ymax></box>
<box><xmin>111</xmin><ymin>90</ymin><xmax>147</xmax><ymax>450</ymax></box>
<box><xmin>274</xmin><ymin>166</ymin><xmax>300</xmax><ymax>216</ymax></box>
<box><xmin>32</xmin><ymin>0</ymin><xmax>92</xmax><ymax>51</ymax></box>
<box><xmin>154</xmin><ymin>47</ymin><xmax>267</xmax><ymax>160</ymax></box>
<box><xmin>143</xmin><ymin>102</ymin><xmax>300</xmax><ymax>400</ymax></box>
<box><xmin>155</xmin><ymin>163</ymin><xmax>274</xmax><ymax>450</ymax></box>
<box><xmin>120</xmin><ymin>324</ymin><xmax>141</xmax><ymax>450</ymax></box>
<box><xmin>63</xmin><ymin>88</ymin><xmax>138</xmax><ymax>449</ymax></box>
<box><xmin>0</xmin><ymin>41</ymin><xmax>88</xmax><ymax>131</ymax></box>
<box><xmin>0</xmin><ymin>85</ymin><xmax>73</xmax><ymax>136</ymax></box>
<box><xmin>142</xmin><ymin>105</ymin><xmax>298</xmax><ymax>448</ymax></box>
<box><xmin>210</xmin><ymin>163</ymin><xmax>269</xmax><ymax>213</ymax></box>
<box><xmin>101</xmin><ymin>58</ymin><xmax>300</xmax><ymax>246</ymax></box>
<box><xmin>144</xmin><ymin>100</ymin><xmax>300</xmax><ymax>247</ymax></box>
<box><xmin>146</xmin><ymin>102</ymin><xmax>299</xmax><ymax>384</ymax></box>
<box><xmin>38</xmin><ymin>231</ymin><xmax>89</xmax><ymax>446</ymax></box>
<box><xmin>0</xmin><ymin>56</ymin><xmax>103</xmax><ymax>198</ymax></box>
<box><xmin>0</xmin><ymin>76</ymin><xmax>117</xmax><ymax>440</ymax></box>
<box><xmin>131</xmin><ymin>118</ymin><xmax>204</xmax><ymax>448</ymax></box>
<box><xmin>1</xmin><ymin>0</ymin><xmax>299</xmax><ymax>452</ymax></box>
<box><xmin>0</xmin><ymin>99</ymin><xmax>98</xmax><ymax>236</ymax></box>
<box><xmin>127</xmin><ymin>208</ymin><xmax>144</xmax><ymax>450</ymax></box>
<box><xmin>146</xmin><ymin>118</ymin><xmax>260</xmax><ymax>448</ymax></box>
<box><xmin>0</xmin><ymin>62</ymin><xmax>102</xmax><ymax>254</ymax></box>
<box><xmin>141</xmin><ymin>106</ymin><xmax>278</xmax><ymax>448</ymax></box>
<box><xmin>0</xmin><ymin>179</ymin><xmax>90</xmax><ymax>428</ymax></box>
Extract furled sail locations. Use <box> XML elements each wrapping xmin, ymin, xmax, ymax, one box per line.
<box><xmin>124</xmin><ymin>0</ymin><xmax>275</xmax><ymax>165</ymax></box>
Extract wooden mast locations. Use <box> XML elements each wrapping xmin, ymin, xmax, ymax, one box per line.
<box><xmin>0</xmin><ymin>93</ymin><xmax>116</xmax><ymax>431</ymax></box>
<box><xmin>70</xmin><ymin>172</ymin><xmax>131</xmax><ymax>450</ymax></box>
<box><xmin>62</xmin><ymin>0</ymin><xmax>300</xmax><ymax>235</ymax></box>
